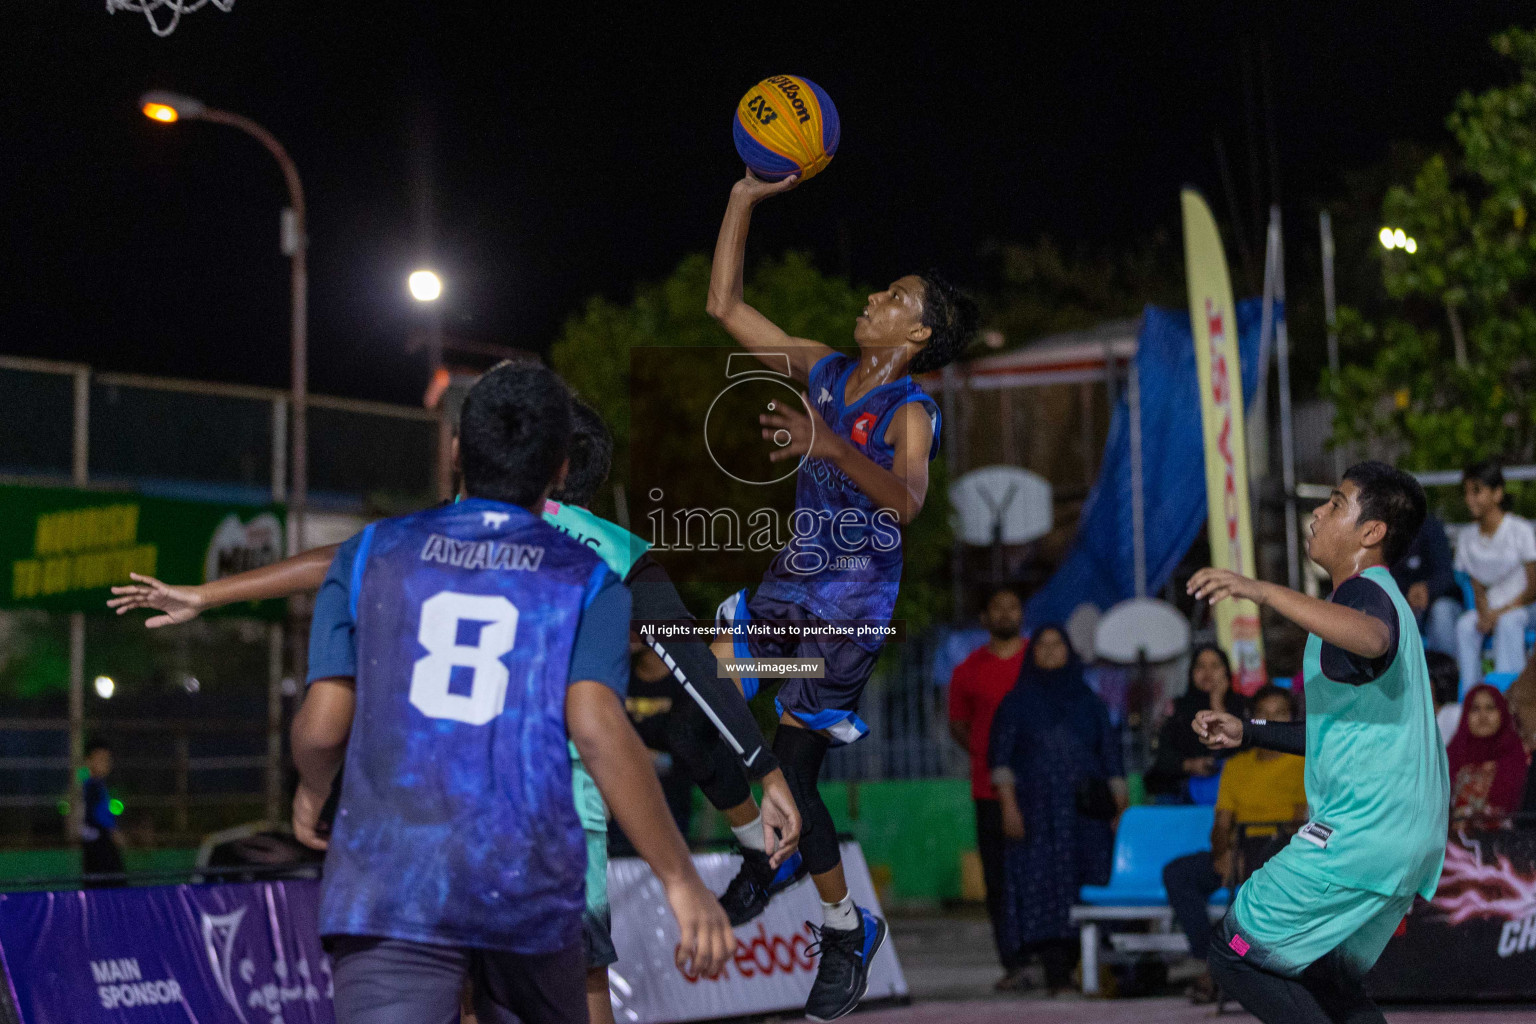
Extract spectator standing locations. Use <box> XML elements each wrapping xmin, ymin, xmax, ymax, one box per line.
<box><xmin>947</xmin><ymin>587</ymin><xmax>1028</xmax><ymax>990</ymax></box>
<box><xmin>988</xmin><ymin>625</ymin><xmax>1124</xmax><ymax>995</ymax></box>
<box><xmin>80</xmin><ymin>739</ymin><xmax>124</xmax><ymax>887</ymax></box>
<box><xmin>1454</xmin><ymin>460</ymin><xmax>1536</xmax><ymax>691</ymax></box>
<box><xmin>1392</xmin><ymin>512</ymin><xmax>1460</xmax><ymax>656</ymax></box>
<box><xmin>1448</xmin><ymin>684</ymin><xmax>1530</xmax><ymax>826</ymax></box>
<box><xmin>1162</xmin><ymin>686</ymin><xmax>1307</xmax><ymax>1004</ymax></box>
<box><xmin>1145</xmin><ymin>645</ymin><xmax>1247</xmax><ymax>801</ymax></box>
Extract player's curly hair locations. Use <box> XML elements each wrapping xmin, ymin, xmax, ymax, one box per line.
<box><xmin>459</xmin><ymin>361</ymin><xmax>571</xmax><ymax>507</ymax></box>
<box><xmin>551</xmin><ymin>398</ymin><xmax>613</xmax><ymax>508</ymax></box>
<box><xmin>910</xmin><ymin>269</ymin><xmax>980</xmax><ymax>374</ymax></box>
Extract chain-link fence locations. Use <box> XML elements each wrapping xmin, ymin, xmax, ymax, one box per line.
<box><xmin>0</xmin><ymin>355</ymin><xmax>441</xmax><ymax>848</ymax></box>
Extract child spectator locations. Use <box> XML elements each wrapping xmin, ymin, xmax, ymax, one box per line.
<box><xmin>80</xmin><ymin>739</ymin><xmax>124</xmax><ymax>887</ymax></box>
<box><xmin>1454</xmin><ymin>460</ymin><xmax>1536</xmax><ymax>691</ymax></box>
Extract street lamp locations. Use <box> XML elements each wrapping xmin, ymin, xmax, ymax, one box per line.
<box><xmin>408</xmin><ymin>269</ymin><xmax>443</xmax><ymax>303</ymax></box>
<box><xmin>139</xmin><ymin>90</ymin><xmax>309</xmax><ymax>558</ymax></box>
<box><xmin>1379</xmin><ymin>226</ymin><xmax>1418</xmax><ymax>254</ymax></box>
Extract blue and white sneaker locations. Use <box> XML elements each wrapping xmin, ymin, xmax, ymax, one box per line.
<box><xmin>719</xmin><ymin>849</ymin><xmax>808</xmax><ymax>927</ymax></box>
<box><xmin>804</xmin><ymin>905</ymin><xmax>887</xmax><ymax>1022</ymax></box>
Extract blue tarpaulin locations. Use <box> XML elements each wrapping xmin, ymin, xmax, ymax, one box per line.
<box><xmin>1024</xmin><ymin>300</ymin><xmax>1269</xmax><ymax>630</ymax></box>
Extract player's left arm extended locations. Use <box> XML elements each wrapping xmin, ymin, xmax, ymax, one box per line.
<box><xmin>767</xmin><ymin>400</ymin><xmax>933</xmax><ymax>524</ymax></box>
<box><xmin>1188</xmin><ymin>569</ymin><xmax>1390</xmax><ymax>661</ymax></box>
<box><xmin>290</xmin><ymin>677</ymin><xmax>355</xmax><ymax>848</ymax></box>
<box><xmin>108</xmin><ymin>545</ymin><xmax>338</xmax><ymax>626</ymax></box>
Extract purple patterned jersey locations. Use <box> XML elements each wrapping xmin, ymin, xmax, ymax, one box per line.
<box><xmin>755</xmin><ymin>353</ymin><xmax>940</xmax><ymax>648</ymax></box>
<box><xmin>318</xmin><ymin>499</ymin><xmax>609</xmax><ymax>954</ymax></box>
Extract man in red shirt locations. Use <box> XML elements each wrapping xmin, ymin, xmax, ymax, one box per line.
<box><xmin>948</xmin><ymin>587</ymin><xmax>1028</xmax><ymax>990</ymax></box>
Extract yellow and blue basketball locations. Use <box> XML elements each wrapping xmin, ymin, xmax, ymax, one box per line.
<box><xmin>733</xmin><ymin>75</ymin><xmax>840</xmax><ymax>182</ymax></box>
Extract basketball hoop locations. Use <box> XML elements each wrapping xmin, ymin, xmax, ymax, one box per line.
<box><xmin>106</xmin><ymin>0</ymin><xmax>234</xmax><ymax>37</ymax></box>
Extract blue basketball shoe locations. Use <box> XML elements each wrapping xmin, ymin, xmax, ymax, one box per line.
<box><xmin>804</xmin><ymin>904</ymin><xmax>887</xmax><ymax>1022</ymax></box>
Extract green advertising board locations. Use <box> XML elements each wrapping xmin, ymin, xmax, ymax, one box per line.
<box><xmin>1</xmin><ymin>484</ymin><xmax>286</xmax><ymax>619</ymax></box>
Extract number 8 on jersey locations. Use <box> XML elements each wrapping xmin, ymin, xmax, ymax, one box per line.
<box><xmin>410</xmin><ymin>591</ymin><xmax>519</xmax><ymax>726</ymax></box>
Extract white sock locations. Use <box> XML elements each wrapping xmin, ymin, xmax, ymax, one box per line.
<box><xmin>821</xmin><ymin>894</ymin><xmax>858</xmax><ymax>931</ymax></box>
<box><xmin>731</xmin><ymin>816</ymin><xmax>767</xmax><ymax>853</ymax></box>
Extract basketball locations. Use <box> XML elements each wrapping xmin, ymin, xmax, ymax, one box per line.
<box><xmin>733</xmin><ymin>75</ymin><xmax>840</xmax><ymax>182</ymax></box>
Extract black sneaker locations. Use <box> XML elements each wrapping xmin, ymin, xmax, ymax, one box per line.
<box><xmin>804</xmin><ymin>905</ymin><xmax>887</xmax><ymax>1022</ymax></box>
<box><xmin>719</xmin><ymin>849</ymin><xmax>806</xmax><ymax>927</ymax></box>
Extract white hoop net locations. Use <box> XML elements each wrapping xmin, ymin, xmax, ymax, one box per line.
<box><xmin>105</xmin><ymin>0</ymin><xmax>234</xmax><ymax>37</ymax></box>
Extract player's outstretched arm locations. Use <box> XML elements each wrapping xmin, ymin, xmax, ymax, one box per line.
<box><xmin>291</xmin><ymin>677</ymin><xmax>355</xmax><ymax>850</ymax></box>
<box><xmin>706</xmin><ymin>171</ymin><xmax>833</xmax><ymax>382</ymax></box>
<box><xmin>1187</xmin><ymin>568</ymin><xmax>1390</xmax><ymax>660</ymax></box>
<box><xmin>107</xmin><ymin>544</ymin><xmax>338</xmax><ymax>627</ymax></box>
<box><xmin>568</xmin><ymin>681</ymin><xmax>732</xmax><ymax>979</ymax></box>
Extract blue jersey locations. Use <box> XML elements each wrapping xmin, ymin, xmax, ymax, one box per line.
<box><xmin>316</xmin><ymin>499</ymin><xmax>614</xmax><ymax>954</ymax></box>
<box><xmin>756</xmin><ymin>352</ymin><xmax>940</xmax><ymax>647</ymax></box>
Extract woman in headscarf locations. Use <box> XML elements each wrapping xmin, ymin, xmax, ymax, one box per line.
<box><xmin>988</xmin><ymin>625</ymin><xmax>1125</xmax><ymax>994</ymax></box>
<box><xmin>1145</xmin><ymin>644</ymin><xmax>1247</xmax><ymax>801</ymax></box>
<box><xmin>1448</xmin><ymin>684</ymin><xmax>1530</xmax><ymax>826</ymax></box>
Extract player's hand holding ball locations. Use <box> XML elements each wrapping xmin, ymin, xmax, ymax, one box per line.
<box><xmin>1193</xmin><ymin>709</ymin><xmax>1244</xmax><ymax>751</ymax></box>
<box><xmin>731</xmin><ymin>168</ymin><xmax>800</xmax><ymax>205</ymax></box>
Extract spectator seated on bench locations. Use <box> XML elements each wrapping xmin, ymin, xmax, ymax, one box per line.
<box><xmin>1071</xmin><ymin>805</ymin><xmax>1228</xmax><ymax>994</ymax></box>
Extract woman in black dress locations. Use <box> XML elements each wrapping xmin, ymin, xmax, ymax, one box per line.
<box><xmin>1145</xmin><ymin>644</ymin><xmax>1246</xmax><ymax>802</ymax></box>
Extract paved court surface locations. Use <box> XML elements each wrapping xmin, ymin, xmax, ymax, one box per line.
<box><xmin>855</xmin><ymin>999</ymin><xmax>1536</xmax><ymax>1024</ymax></box>
<box><xmin>855</xmin><ymin>912</ymin><xmax>1536</xmax><ymax>1024</ymax></box>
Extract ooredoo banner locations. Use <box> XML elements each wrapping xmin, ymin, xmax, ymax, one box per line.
<box><xmin>0</xmin><ymin>879</ymin><xmax>332</xmax><ymax>1024</ymax></box>
<box><xmin>0</xmin><ymin>842</ymin><xmax>904</xmax><ymax>1024</ymax></box>
<box><xmin>607</xmin><ymin>842</ymin><xmax>907</xmax><ymax>1023</ymax></box>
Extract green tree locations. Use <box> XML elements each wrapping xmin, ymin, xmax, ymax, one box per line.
<box><xmin>980</xmin><ymin>234</ymin><xmax>1186</xmax><ymax>347</ymax></box>
<box><xmin>551</xmin><ymin>251</ymin><xmax>955</xmax><ymax>630</ymax></box>
<box><xmin>1330</xmin><ymin>28</ymin><xmax>1536</xmax><ymax>496</ymax></box>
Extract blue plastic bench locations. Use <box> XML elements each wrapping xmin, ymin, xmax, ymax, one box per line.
<box><xmin>1072</xmin><ymin>806</ymin><xmax>1230</xmax><ymax>994</ymax></box>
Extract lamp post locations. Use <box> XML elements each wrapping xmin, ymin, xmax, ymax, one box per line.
<box><xmin>140</xmin><ymin>91</ymin><xmax>309</xmax><ymax>558</ymax></box>
<box><xmin>408</xmin><ymin>269</ymin><xmax>452</xmax><ymax>499</ymax></box>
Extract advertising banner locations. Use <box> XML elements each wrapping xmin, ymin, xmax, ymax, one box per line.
<box><xmin>0</xmin><ymin>484</ymin><xmax>285</xmax><ymax>618</ymax></box>
<box><xmin>608</xmin><ymin>841</ymin><xmax>906</xmax><ymax>1023</ymax></box>
<box><xmin>1369</xmin><ymin>828</ymin><xmax>1536</xmax><ymax>1001</ymax></box>
<box><xmin>1181</xmin><ymin>189</ymin><xmax>1266</xmax><ymax>694</ymax></box>
<box><xmin>0</xmin><ymin>842</ymin><xmax>904</xmax><ymax>1024</ymax></box>
<box><xmin>0</xmin><ymin>878</ymin><xmax>332</xmax><ymax>1024</ymax></box>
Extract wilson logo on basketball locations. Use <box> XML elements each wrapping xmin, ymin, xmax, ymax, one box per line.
<box><xmin>850</xmin><ymin>413</ymin><xmax>877</xmax><ymax>446</ymax></box>
<box><xmin>677</xmin><ymin>922</ymin><xmax>817</xmax><ymax>983</ymax></box>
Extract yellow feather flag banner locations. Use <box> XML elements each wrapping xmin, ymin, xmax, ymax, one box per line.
<box><xmin>1181</xmin><ymin>188</ymin><xmax>1267</xmax><ymax>694</ymax></box>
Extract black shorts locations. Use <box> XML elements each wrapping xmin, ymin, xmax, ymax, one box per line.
<box><xmin>328</xmin><ymin>935</ymin><xmax>586</xmax><ymax>1024</ymax></box>
<box><xmin>582</xmin><ymin>907</ymin><xmax>617</xmax><ymax>969</ymax></box>
<box><xmin>716</xmin><ymin>588</ymin><xmax>879</xmax><ymax>745</ymax></box>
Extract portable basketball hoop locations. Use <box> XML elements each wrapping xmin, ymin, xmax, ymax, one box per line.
<box><xmin>106</xmin><ymin>0</ymin><xmax>234</xmax><ymax>37</ymax></box>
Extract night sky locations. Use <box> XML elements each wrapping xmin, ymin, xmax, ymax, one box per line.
<box><xmin>1</xmin><ymin>3</ymin><xmax>1529</xmax><ymax>406</ymax></box>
